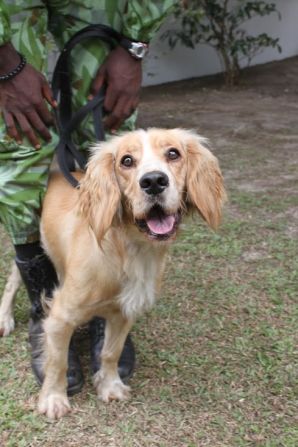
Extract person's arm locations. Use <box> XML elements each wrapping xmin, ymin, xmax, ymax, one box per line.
<box><xmin>0</xmin><ymin>2</ymin><xmax>56</xmax><ymax>148</ymax></box>
<box><xmin>0</xmin><ymin>0</ymin><xmax>11</xmax><ymax>47</ymax></box>
<box><xmin>90</xmin><ymin>0</ymin><xmax>176</xmax><ymax>132</ymax></box>
<box><xmin>121</xmin><ymin>0</ymin><xmax>176</xmax><ymax>43</ymax></box>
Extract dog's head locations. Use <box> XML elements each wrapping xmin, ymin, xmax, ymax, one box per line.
<box><xmin>79</xmin><ymin>128</ymin><xmax>226</xmax><ymax>243</ymax></box>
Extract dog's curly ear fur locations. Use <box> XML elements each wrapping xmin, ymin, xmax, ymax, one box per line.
<box><xmin>78</xmin><ymin>144</ymin><xmax>121</xmax><ymax>243</ymax></box>
<box><xmin>185</xmin><ymin>133</ymin><xmax>227</xmax><ymax>229</ymax></box>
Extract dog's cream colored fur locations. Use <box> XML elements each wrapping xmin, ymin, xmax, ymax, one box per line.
<box><xmin>0</xmin><ymin>128</ymin><xmax>226</xmax><ymax>419</ymax></box>
<box><xmin>0</xmin><ymin>263</ymin><xmax>21</xmax><ymax>336</ymax></box>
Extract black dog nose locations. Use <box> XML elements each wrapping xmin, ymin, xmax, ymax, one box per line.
<box><xmin>139</xmin><ymin>171</ymin><xmax>169</xmax><ymax>195</ymax></box>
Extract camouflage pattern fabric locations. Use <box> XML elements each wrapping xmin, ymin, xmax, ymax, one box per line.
<box><xmin>0</xmin><ymin>0</ymin><xmax>175</xmax><ymax>244</ymax></box>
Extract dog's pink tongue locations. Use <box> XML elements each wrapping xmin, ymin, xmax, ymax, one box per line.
<box><xmin>146</xmin><ymin>215</ymin><xmax>175</xmax><ymax>235</ymax></box>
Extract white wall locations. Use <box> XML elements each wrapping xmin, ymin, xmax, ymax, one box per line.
<box><xmin>143</xmin><ymin>0</ymin><xmax>298</xmax><ymax>86</ymax></box>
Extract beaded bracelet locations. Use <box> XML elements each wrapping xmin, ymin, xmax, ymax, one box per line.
<box><xmin>0</xmin><ymin>53</ymin><xmax>27</xmax><ymax>82</ymax></box>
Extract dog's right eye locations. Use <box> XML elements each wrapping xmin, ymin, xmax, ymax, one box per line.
<box><xmin>120</xmin><ymin>155</ymin><xmax>134</xmax><ymax>168</ymax></box>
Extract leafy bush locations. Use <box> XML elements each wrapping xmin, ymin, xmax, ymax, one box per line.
<box><xmin>163</xmin><ymin>0</ymin><xmax>281</xmax><ymax>85</ymax></box>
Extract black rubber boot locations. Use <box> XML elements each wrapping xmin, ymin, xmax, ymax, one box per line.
<box><xmin>89</xmin><ymin>317</ymin><xmax>135</xmax><ymax>381</ymax></box>
<box><xmin>15</xmin><ymin>253</ymin><xmax>84</xmax><ymax>396</ymax></box>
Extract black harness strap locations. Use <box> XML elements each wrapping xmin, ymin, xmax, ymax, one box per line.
<box><xmin>51</xmin><ymin>24</ymin><xmax>124</xmax><ymax>188</ymax></box>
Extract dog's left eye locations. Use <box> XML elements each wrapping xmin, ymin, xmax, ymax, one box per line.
<box><xmin>121</xmin><ymin>155</ymin><xmax>134</xmax><ymax>168</ymax></box>
<box><xmin>166</xmin><ymin>148</ymin><xmax>181</xmax><ymax>161</ymax></box>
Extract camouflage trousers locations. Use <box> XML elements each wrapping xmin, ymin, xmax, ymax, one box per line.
<box><xmin>0</xmin><ymin>1</ymin><xmax>140</xmax><ymax>245</ymax></box>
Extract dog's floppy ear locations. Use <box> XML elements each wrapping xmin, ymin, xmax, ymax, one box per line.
<box><xmin>78</xmin><ymin>144</ymin><xmax>121</xmax><ymax>243</ymax></box>
<box><xmin>185</xmin><ymin>132</ymin><xmax>226</xmax><ymax>229</ymax></box>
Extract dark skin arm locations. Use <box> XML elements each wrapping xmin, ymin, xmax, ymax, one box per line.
<box><xmin>89</xmin><ymin>45</ymin><xmax>143</xmax><ymax>133</ymax></box>
<box><xmin>0</xmin><ymin>43</ymin><xmax>56</xmax><ymax>149</ymax></box>
<box><xmin>0</xmin><ymin>43</ymin><xmax>143</xmax><ymax>146</ymax></box>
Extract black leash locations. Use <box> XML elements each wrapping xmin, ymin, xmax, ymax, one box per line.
<box><xmin>51</xmin><ymin>24</ymin><xmax>124</xmax><ymax>188</ymax></box>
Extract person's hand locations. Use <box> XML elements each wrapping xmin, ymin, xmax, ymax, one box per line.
<box><xmin>0</xmin><ymin>43</ymin><xmax>56</xmax><ymax>149</ymax></box>
<box><xmin>89</xmin><ymin>46</ymin><xmax>142</xmax><ymax>132</ymax></box>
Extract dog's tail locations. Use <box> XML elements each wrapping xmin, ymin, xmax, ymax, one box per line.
<box><xmin>0</xmin><ymin>262</ymin><xmax>21</xmax><ymax>336</ymax></box>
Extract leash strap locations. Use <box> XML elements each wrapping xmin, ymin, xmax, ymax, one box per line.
<box><xmin>52</xmin><ymin>24</ymin><xmax>124</xmax><ymax>187</ymax></box>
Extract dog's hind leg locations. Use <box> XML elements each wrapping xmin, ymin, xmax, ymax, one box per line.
<box><xmin>0</xmin><ymin>263</ymin><xmax>21</xmax><ymax>336</ymax></box>
<box><xmin>94</xmin><ymin>312</ymin><xmax>132</xmax><ymax>402</ymax></box>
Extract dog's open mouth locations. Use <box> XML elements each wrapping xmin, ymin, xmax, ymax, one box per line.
<box><xmin>135</xmin><ymin>205</ymin><xmax>181</xmax><ymax>241</ymax></box>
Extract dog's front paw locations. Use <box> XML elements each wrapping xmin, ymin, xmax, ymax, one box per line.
<box><xmin>94</xmin><ymin>373</ymin><xmax>131</xmax><ymax>402</ymax></box>
<box><xmin>38</xmin><ymin>393</ymin><xmax>71</xmax><ymax>419</ymax></box>
<box><xmin>99</xmin><ymin>381</ymin><xmax>131</xmax><ymax>403</ymax></box>
<box><xmin>0</xmin><ymin>314</ymin><xmax>15</xmax><ymax>337</ymax></box>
